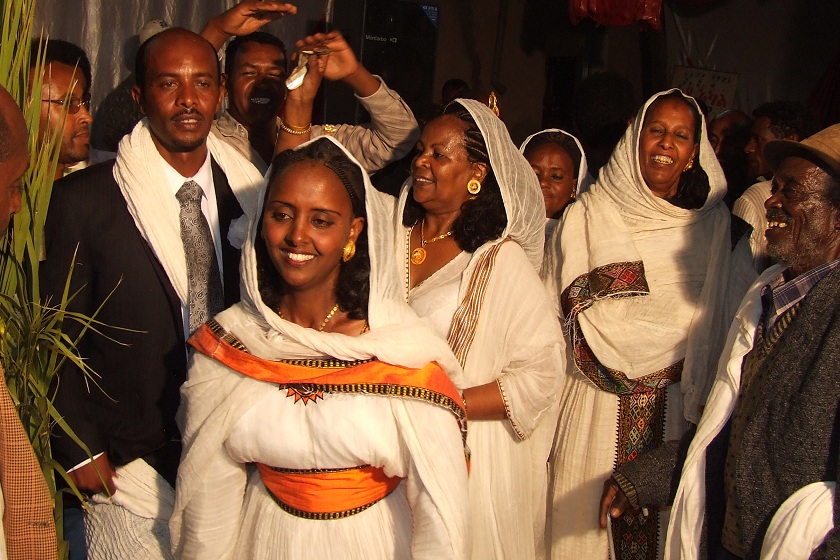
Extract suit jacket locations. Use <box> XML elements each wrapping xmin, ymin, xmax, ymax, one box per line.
<box><xmin>41</xmin><ymin>158</ymin><xmax>243</xmax><ymax>487</ymax></box>
<box><xmin>0</xmin><ymin>369</ymin><xmax>56</xmax><ymax>560</ymax></box>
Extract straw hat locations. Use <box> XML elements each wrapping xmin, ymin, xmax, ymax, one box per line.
<box><xmin>765</xmin><ymin>123</ymin><xmax>840</xmax><ymax>177</ymax></box>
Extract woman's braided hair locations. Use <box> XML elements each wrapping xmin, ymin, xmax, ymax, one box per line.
<box><xmin>403</xmin><ymin>101</ymin><xmax>508</xmax><ymax>252</ymax></box>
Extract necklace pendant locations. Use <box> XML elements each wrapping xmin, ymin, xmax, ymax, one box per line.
<box><xmin>410</xmin><ymin>247</ymin><xmax>427</xmax><ymax>265</ymax></box>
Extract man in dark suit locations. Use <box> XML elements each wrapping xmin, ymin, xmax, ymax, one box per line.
<box><xmin>41</xmin><ymin>27</ymin><xmax>262</xmax><ymax>558</ymax></box>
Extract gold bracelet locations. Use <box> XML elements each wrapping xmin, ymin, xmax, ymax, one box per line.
<box><xmin>278</xmin><ymin>118</ymin><xmax>311</xmax><ymax>136</ymax></box>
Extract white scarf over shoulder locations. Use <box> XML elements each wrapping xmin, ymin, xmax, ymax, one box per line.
<box><xmin>112</xmin><ymin>119</ymin><xmax>265</xmax><ymax>309</ymax></box>
<box><xmin>666</xmin><ymin>264</ymin><xmax>836</xmax><ymax>559</ymax></box>
<box><xmin>556</xmin><ymin>89</ymin><xmax>731</xmax><ymax>423</ymax></box>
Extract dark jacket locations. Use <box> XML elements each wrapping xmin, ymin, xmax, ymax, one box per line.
<box><xmin>617</xmin><ymin>265</ymin><xmax>840</xmax><ymax>560</ymax></box>
<box><xmin>41</xmin><ymin>159</ymin><xmax>243</xmax><ymax>486</ymax></box>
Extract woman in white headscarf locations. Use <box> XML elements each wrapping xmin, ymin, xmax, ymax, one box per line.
<box><xmin>548</xmin><ymin>90</ymin><xmax>731</xmax><ymax>560</ymax></box>
<box><xmin>382</xmin><ymin>99</ymin><xmax>565</xmax><ymax>560</ymax></box>
<box><xmin>168</xmin><ymin>137</ymin><xmax>470</xmax><ymax>560</ymax></box>
<box><xmin>520</xmin><ymin>128</ymin><xmax>593</xmax><ymax>237</ymax></box>
<box><xmin>520</xmin><ymin>128</ymin><xmax>593</xmax><ymax>309</ymax></box>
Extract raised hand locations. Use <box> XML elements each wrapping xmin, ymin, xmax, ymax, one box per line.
<box><xmin>294</xmin><ymin>31</ymin><xmax>379</xmax><ymax>97</ymax></box>
<box><xmin>201</xmin><ymin>1</ymin><xmax>298</xmax><ymax>51</ymax></box>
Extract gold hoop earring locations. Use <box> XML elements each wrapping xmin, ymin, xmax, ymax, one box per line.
<box><xmin>467</xmin><ymin>179</ymin><xmax>481</xmax><ymax>195</ymax></box>
<box><xmin>683</xmin><ymin>158</ymin><xmax>695</xmax><ymax>172</ymax></box>
<box><xmin>342</xmin><ymin>240</ymin><xmax>356</xmax><ymax>262</ymax></box>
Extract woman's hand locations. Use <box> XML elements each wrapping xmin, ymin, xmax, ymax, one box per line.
<box><xmin>599</xmin><ymin>477</ymin><xmax>633</xmax><ymax>528</ymax></box>
<box><xmin>69</xmin><ymin>453</ymin><xmax>118</xmax><ymax>496</ymax></box>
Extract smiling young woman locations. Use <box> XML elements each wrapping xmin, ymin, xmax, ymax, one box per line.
<box><xmin>258</xmin><ymin>153</ymin><xmax>365</xmax><ymax>334</ymax></box>
<box><xmin>170</xmin><ymin>137</ymin><xmax>470</xmax><ymax>560</ymax></box>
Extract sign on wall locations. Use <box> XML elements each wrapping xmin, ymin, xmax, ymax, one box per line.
<box><xmin>671</xmin><ymin>66</ymin><xmax>739</xmax><ymax>118</ymax></box>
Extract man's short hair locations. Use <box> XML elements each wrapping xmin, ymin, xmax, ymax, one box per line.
<box><xmin>29</xmin><ymin>38</ymin><xmax>92</xmax><ymax>94</ymax></box>
<box><xmin>224</xmin><ymin>32</ymin><xmax>287</xmax><ymax>76</ymax></box>
<box><xmin>753</xmin><ymin>100</ymin><xmax>820</xmax><ymax>141</ymax></box>
<box><xmin>134</xmin><ymin>28</ymin><xmax>221</xmax><ymax>92</ymax></box>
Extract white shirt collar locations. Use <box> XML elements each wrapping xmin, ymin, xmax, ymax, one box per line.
<box><xmin>163</xmin><ymin>151</ymin><xmax>214</xmax><ymax>198</ymax></box>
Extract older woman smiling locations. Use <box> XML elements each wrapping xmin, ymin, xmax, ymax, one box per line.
<box><xmin>548</xmin><ymin>90</ymin><xmax>732</xmax><ymax>560</ymax></box>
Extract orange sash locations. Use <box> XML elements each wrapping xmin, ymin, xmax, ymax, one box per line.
<box><xmin>189</xmin><ymin>322</ymin><xmax>469</xmax><ymax>517</ymax></box>
<box><xmin>189</xmin><ymin>322</ymin><xmax>466</xmax><ymax>419</ymax></box>
<box><xmin>256</xmin><ymin>464</ymin><xmax>402</xmax><ymax>519</ymax></box>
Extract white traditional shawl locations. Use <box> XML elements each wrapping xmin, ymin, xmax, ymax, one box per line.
<box><xmin>664</xmin><ymin>264</ymin><xmax>780</xmax><ymax>559</ymax></box>
<box><xmin>170</xmin><ymin>137</ymin><xmax>467</xmax><ymax>557</ymax></box>
<box><xmin>519</xmin><ymin>128</ymin><xmax>594</xmax><ymax>315</ymax></box>
<box><xmin>112</xmin><ymin>118</ymin><xmax>265</xmax><ymax>309</ymax></box>
<box><xmin>556</xmin><ymin>89</ymin><xmax>730</xmax><ymax>423</ymax></box>
<box><xmin>393</xmin><ymin>100</ymin><xmax>565</xmax><ymax>560</ymax></box>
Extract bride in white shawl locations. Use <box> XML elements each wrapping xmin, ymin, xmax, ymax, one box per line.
<box><xmin>169</xmin><ymin>137</ymin><xmax>470</xmax><ymax>559</ymax></box>
<box><xmin>548</xmin><ymin>90</ymin><xmax>730</xmax><ymax>560</ymax></box>
<box><xmin>378</xmin><ymin>99</ymin><xmax>565</xmax><ymax>559</ymax></box>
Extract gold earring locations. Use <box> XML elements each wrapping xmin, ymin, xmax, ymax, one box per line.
<box><xmin>342</xmin><ymin>240</ymin><xmax>356</xmax><ymax>262</ymax></box>
<box><xmin>683</xmin><ymin>158</ymin><xmax>695</xmax><ymax>172</ymax></box>
<box><xmin>467</xmin><ymin>179</ymin><xmax>481</xmax><ymax>195</ymax></box>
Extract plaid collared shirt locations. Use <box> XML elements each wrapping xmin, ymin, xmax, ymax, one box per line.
<box><xmin>761</xmin><ymin>258</ymin><xmax>840</xmax><ymax>329</ymax></box>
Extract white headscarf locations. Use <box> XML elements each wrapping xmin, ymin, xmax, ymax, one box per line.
<box><xmin>519</xmin><ymin>127</ymin><xmax>594</xmax><ymax>201</ymax></box>
<box><xmin>463</xmin><ymin>99</ymin><xmax>545</xmax><ymax>270</ymax></box>
<box><xmin>557</xmin><ymin>88</ymin><xmax>731</xmax><ymax>423</ymax></box>
<box><xmin>234</xmin><ymin>135</ymin><xmax>463</xmax><ymax>378</ymax></box>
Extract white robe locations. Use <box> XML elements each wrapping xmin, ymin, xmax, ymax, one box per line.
<box><xmin>394</xmin><ymin>100</ymin><xmax>566</xmax><ymax>560</ymax></box>
<box><xmin>171</xmin><ymin>307</ymin><xmax>470</xmax><ymax>560</ymax></box>
<box><xmin>169</xmin><ymin>136</ymin><xmax>471</xmax><ymax>559</ymax></box>
<box><xmin>549</xmin><ymin>89</ymin><xmax>730</xmax><ymax>560</ymax></box>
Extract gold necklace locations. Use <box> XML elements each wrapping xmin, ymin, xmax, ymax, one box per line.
<box><xmin>278</xmin><ymin>303</ymin><xmax>340</xmax><ymax>332</ymax></box>
<box><xmin>410</xmin><ymin>221</ymin><xmax>453</xmax><ymax>265</ymax></box>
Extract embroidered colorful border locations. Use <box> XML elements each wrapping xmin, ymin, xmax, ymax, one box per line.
<box><xmin>560</xmin><ymin>260</ymin><xmax>649</xmax><ymax>321</ymax></box>
<box><xmin>199</xmin><ymin>319</ymin><xmax>468</xmax><ymax>449</ymax></box>
<box><xmin>565</xmin><ymin>311</ymin><xmax>680</xmax><ymax>560</ymax></box>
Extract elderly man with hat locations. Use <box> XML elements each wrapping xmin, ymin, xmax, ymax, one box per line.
<box><xmin>599</xmin><ymin>123</ymin><xmax>840</xmax><ymax>560</ymax></box>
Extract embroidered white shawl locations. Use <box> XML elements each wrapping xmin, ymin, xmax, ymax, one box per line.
<box><xmin>556</xmin><ymin>89</ymin><xmax>730</xmax><ymax>423</ymax></box>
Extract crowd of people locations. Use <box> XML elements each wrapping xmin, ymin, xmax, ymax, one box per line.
<box><xmin>0</xmin><ymin>1</ymin><xmax>837</xmax><ymax>559</ymax></box>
